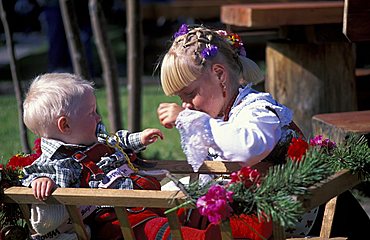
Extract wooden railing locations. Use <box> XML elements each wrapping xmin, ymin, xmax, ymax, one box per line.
<box><xmin>2</xmin><ymin>160</ymin><xmax>360</xmax><ymax>240</ymax></box>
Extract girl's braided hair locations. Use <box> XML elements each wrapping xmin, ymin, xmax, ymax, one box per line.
<box><xmin>159</xmin><ymin>24</ymin><xmax>263</xmax><ymax>96</ymax></box>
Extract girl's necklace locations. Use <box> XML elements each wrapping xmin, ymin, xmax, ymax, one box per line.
<box><xmin>223</xmin><ymin>93</ymin><xmax>239</xmax><ymax>121</ymax></box>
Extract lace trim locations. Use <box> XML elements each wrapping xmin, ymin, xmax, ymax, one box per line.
<box><xmin>176</xmin><ymin>109</ymin><xmax>218</xmax><ymax>172</ymax></box>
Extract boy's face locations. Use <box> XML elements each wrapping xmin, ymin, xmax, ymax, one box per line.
<box><xmin>67</xmin><ymin>90</ymin><xmax>101</xmax><ymax>146</ymax></box>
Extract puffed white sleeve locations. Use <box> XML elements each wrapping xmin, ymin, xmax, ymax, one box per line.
<box><xmin>175</xmin><ymin>98</ymin><xmax>292</xmax><ymax>171</ymax></box>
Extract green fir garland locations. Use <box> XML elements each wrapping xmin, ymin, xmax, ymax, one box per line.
<box><xmin>181</xmin><ymin>134</ymin><xmax>370</xmax><ymax>228</ymax></box>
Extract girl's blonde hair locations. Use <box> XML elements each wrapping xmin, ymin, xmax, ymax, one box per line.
<box><xmin>160</xmin><ymin>25</ymin><xmax>264</xmax><ymax>96</ymax></box>
<box><xmin>23</xmin><ymin>73</ymin><xmax>95</xmax><ymax>136</ymax></box>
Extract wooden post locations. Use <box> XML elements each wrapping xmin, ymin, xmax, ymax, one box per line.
<box><xmin>89</xmin><ymin>0</ymin><xmax>122</xmax><ymax>131</ymax></box>
<box><xmin>126</xmin><ymin>0</ymin><xmax>142</xmax><ymax>132</ymax></box>
<box><xmin>266</xmin><ymin>41</ymin><xmax>357</xmax><ymax>136</ymax></box>
<box><xmin>59</xmin><ymin>0</ymin><xmax>90</xmax><ymax>80</ymax></box>
<box><xmin>0</xmin><ymin>0</ymin><xmax>30</xmax><ymax>153</ymax></box>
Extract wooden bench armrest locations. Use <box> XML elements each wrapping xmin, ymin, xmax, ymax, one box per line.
<box><xmin>3</xmin><ymin>187</ymin><xmax>187</xmax><ymax>208</ymax></box>
<box><xmin>298</xmin><ymin>169</ymin><xmax>361</xmax><ymax>210</ymax></box>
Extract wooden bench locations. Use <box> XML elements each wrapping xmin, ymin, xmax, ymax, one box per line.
<box><xmin>312</xmin><ymin>110</ymin><xmax>370</xmax><ymax>144</ymax></box>
<box><xmin>220</xmin><ymin>1</ymin><xmax>358</xmax><ymax>137</ymax></box>
<box><xmin>2</xmin><ymin>159</ymin><xmax>362</xmax><ymax>240</ymax></box>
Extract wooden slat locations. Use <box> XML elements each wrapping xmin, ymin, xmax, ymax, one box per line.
<box><xmin>220</xmin><ymin>219</ymin><xmax>233</xmax><ymax>240</ymax></box>
<box><xmin>141</xmin><ymin>0</ymin><xmax>253</xmax><ymax>20</ymax></box>
<box><xmin>144</xmin><ymin>160</ymin><xmax>243</xmax><ymax>174</ymax></box>
<box><xmin>320</xmin><ymin>197</ymin><xmax>337</xmax><ymax>238</ymax></box>
<box><xmin>65</xmin><ymin>205</ymin><xmax>89</xmax><ymax>240</ymax></box>
<box><xmin>297</xmin><ymin>170</ymin><xmax>361</xmax><ymax>210</ymax></box>
<box><xmin>18</xmin><ymin>204</ymin><xmax>35</xmax><ymax>234</ymax></box>
<box><xmin>114</xmin><ymin>207</ymin><xmax>136</xmax><ymax>240</ymax></box>
<box><xmin>288</xmin><ymin>237</ymin><xmax>347</xmax><ymax>240</ymax></box>
<box><xmin>272</xmin><ymin>223</ymin><xmax>286</xmax><ymax>240</ymax></box>
<box><xmin>221</xmin><ymin>1</ymin><xmax>344</xmax><ymax>28</ymax></box>
<box><xmin>343</xmin><ymin>0</ymin><xmax>370</xmax><ymax>42</ymax></box>
<box><xmin>3</xmin><ymin>188</ymin><xmax>187</xmax><ymax>208</ymax></box>
<box><xmin>166</xmin><ymin>210</ymin><xmax>184</xmax><ymax>240</ymax></box>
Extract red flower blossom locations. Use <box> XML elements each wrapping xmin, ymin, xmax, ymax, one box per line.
<box><xmin>230</xmin><ymin>166</ymin><xmax>261</xmax><ymax>188</ymax></box>
<box><xmin>6</xmin><ymin>138</ymin><xmax>41</xmax><ymax>170</ymax></box>
<box><xmin>287</xmin><ymin>137</ymin><xmax>309</xmax><ymax>162</ymax></box>
<box><xmin>33</xmin><ymin>138</ymin><xmax>42</xmax><ymax>155</ymax></box>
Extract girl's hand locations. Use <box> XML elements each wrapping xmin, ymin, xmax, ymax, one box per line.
<box><xmin>141</xmin><ymin>128</ymin><xmax>164</xmax><ymax>145</ymax></box>
<box><xmin>157</xmin><ymin>103</ymin><xmax>185</xmax><ymax>129</ymax></box>
<box><xmin>31</xmin><ymin>177</ymin><xmax>57</xmax><ymax>201</ymax></box>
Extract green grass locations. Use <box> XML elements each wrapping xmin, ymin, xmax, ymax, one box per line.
<box><xmin>0</xmin><ymin>85</ymin><xmax>186</xmax><ymax>165</ymax></box>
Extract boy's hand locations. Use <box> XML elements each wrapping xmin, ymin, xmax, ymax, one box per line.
<box><xmin>141</xmin><ymin>128</ymin><xmax>164</xmax><ymax>145</ymax></box>
<box><xmin>31</xmin><ymin>177</ymin><xmax>57</xmax><ymax>201</ymax></box>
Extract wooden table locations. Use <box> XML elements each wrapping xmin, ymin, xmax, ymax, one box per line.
<box><xmin>221</xmin><ymin>1</ymin><xmax>358</xmax><ymax>137</ymax></box>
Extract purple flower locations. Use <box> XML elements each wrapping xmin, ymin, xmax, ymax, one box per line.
<box><xmin>173</xmin><ymin>24</ymin><xmax>189</xmax><ymax>38</ymax></box>
<box><xmin>196</xmin><ymin>185</ymin><xmax>233</xmax><ymax>223</ymax></box>
<box><xmin>201</xmin><ymin>45</ymin><xmax>218</xmax><ymax>60</ymax></box>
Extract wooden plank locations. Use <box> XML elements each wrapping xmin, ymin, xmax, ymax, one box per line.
<box><xmin>320</xmin><ymin>197</ymin><xmax>337</xmax><ymax>238</ymax></box>
<box><xmin>220</xmin><ymin>219</ymin><xmax>233</xmax><ymax>240</ymax></box>
<box><xmin>18</xmin><ymin>204</ymin><xmax>35</xmax><ymax>234</ymax></box>
<box><xmin>272</xmin><ymin>223</ymin><xmax>286</xmax><ymax>240</ymax></box>
<box><xmin>144</xmin><ymin>160</ymin><xmax>243</xmax><ymax>174</ymax></box>
<box><xmin>65</xmin><ymin>205</ymin><xmax>89</xmax><ymax>240</ymax></box>
<box><xmin>3</xmin><ymin>187</ymin><xmax>187</xmax><ymax>208</ymax></box>
<box><xmin>221</xmin><ymin>1</ymin><xmax>344</xmax><ymax>28</ymax></box>
<box><xmin>343</xmin><ymin>0</ymin><xmax>370</xmax><ymax>42</ymax></box>
<box><xmin>288</xmin><ymin>237</ymin><xmax>347</xmax><ymax>240</ymax></box>
<box><xmin>114</xmin><ymin>207</ymin><xmax>136</xmax><ymax>240</ymax></box>
<box><xmin>166</xmin><ymin>210</ymin><xmax>184</xmax><ymax>240</ymax></box>
<box><xmin>141</xmin><ymin>0</ymin><xmax>258</xmax><ymax>20</ymax></box>
<box><xmin>312</xmin><ymin>110</ymin><xmax>370</xmax><ymax>144</ymax></box>
<box><xmin>297</xmin><ymin>170</ymin><xmax>361</xmax><ymax>210</ymax></box>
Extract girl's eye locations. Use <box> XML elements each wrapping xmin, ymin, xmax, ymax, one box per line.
<box><xmin>186</xmin><ymin>90</ymin><xmax>197</xmax><ymax>98</ymax></box>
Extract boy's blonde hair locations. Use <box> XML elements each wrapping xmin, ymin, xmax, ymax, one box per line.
<box><xmin>160</xmin><ymin>25</ymin><xmax>264</xmax><ymax>96</ymax></box>
<box><xmin>23</xmin><ymin>73</ymin><xmax>95</xmax><ymax>136</ymax></box>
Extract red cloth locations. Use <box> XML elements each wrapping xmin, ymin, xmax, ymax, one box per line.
<box><xmin>143</xmin><ymin>214</ymin><xmax>272</xmax><ymax>240</ymax></box>
<box><xmin>144</xmin><ymin>217</ymin><xmax>221</xmax><ymax>240</ymax></box>
<box><xmin>89</xmin><ymin>175</ymin><xmax>273</xmax><ymax>240</ymax></box>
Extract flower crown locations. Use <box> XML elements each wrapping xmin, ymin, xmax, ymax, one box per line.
<box><xmin>173</xmin><ymin>24</ymin><xmax>247</xmax><ymax>62</ymax></box>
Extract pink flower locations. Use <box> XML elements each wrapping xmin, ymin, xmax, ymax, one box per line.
<box><xmin>310</xmin><ymin>135</ymin><xmax>336</xmax><ymax>150</ymax></box>
<box><xmin>196</xmin><ymin>185</ymin><xmax>233</xmax><ymax>223</ymax></box>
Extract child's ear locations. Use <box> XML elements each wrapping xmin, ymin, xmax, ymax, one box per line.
<box><xmin>57</xmin><ymin>116</ymin><xmax>70</xmax><ymax>134</ymax></box>
<box><xmin>212</xmin><ymin>63</ymin><xmax>225</xmax><ymax>81</ymax></box>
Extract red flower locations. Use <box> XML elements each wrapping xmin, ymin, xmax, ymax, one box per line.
<box><xmin>6</xmin><ymin>138</ymin><xmax>41</xmax><ymax>170</ymax></box>
<box><xmin>230</xmin><ymin>166</ymin><xmax>260</xmax><ymax>188</ymax></box>
<box><xmin>33</xmin><ymin>138</ymin><xmax>42</xmax><ymax>155</ymax></box>
<box><xmin>287</xmin><ymin>137</ymin><xmax>309</xmax><ymax>162</ymax></box>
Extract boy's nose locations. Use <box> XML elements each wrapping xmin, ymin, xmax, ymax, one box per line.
<box><xmin>96</xmin><ymin>114</ymin><xmax>101</xmax><ymax>122</ymax></box>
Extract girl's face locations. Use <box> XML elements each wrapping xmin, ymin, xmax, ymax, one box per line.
<box><xmin>177</xmin><ymin>67</ymin><xmax>226</xmax><ymax>118</ymax></box>
<box><xmin>67</xmin><ymin>90</ymin><xmax>101</xmax><ymax>145</ymax></box>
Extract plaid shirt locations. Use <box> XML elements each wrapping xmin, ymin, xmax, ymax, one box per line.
<box><xmin>22</xmin><ymin>129</ymin><xmax>145</xmax><ymax>189</ymax></box>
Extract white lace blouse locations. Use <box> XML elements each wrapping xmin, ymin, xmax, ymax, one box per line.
<box><xmin>175</xmin><ymin>85</ymin><xmax>293</xmax><ymax>172</ymax></box>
